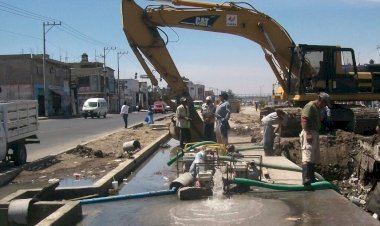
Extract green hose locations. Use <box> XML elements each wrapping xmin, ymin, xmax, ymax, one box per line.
<box><xmin>232</xmin><ymin>178</ymin><xmax>340</xmax><ymax>193</ymax></box>
<box><xmin>167</xmin><ymin>141</ymin><xmax>216</xmax><ymax>166</ymax></box>
<box><xmin>219</xmin><ymin>155</ymin><xmax>324</xmax><ymax>181</ymax></box>
<box><xmin>236</xmin><ymin>146</ymin><xmax>263</xmax><ymax>151</ymax></box>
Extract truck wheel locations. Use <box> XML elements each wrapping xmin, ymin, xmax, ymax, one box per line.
<box><xmin>13</xmin><ymin>143</ymin><xmax>27</xmax><ymax>166</ymax></box>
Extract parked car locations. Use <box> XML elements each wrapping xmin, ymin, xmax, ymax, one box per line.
<box><xmin>153</xmin><ymin>104</ymin><xmax>166</xmax><ymax>114</ymax></box>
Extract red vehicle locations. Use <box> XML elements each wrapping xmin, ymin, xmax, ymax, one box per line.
<box><xmin>152</xmin><ymin>104</ymin><xmax>166</xmax><ymax>114</ymax></box>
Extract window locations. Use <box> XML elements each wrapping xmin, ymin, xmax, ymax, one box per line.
<box><xmin>88</xmin><ymin>102</ymin><xmax>98</xmax><ymax>107</ymax></box>
<box><xmin>78</xmin><ymin>76</ymin><xmax>90</xmax><ymax>87</ymax></box>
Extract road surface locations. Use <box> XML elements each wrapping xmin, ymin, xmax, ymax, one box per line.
<box><xmin>27</xmin><ymin>112</ymin><xmax>170</xmax><ymax>161</ymax></box>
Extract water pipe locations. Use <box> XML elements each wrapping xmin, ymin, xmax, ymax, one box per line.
<box><xmin>219</xmin><ymin>155</ymin><xmax>324</xmax><ymax>181</ymax></box>
<box><xmin>80</xmin><ymin>188</ymin><xmax>176</xmax><ymax>205</ymax></box>
<box><xmin>236</xmin><ymin>146</ymin><xmax>263</xmax><ymax>151</ymax></box>
<box><xmin>232</xmin><ymin>177</ymin><xmax>340</xmax><ymax>193</ymax></box>
<box><xmin>167</xmin><ymin>141</ymin><xmax>216</xmax><ymax>166</ymax></box>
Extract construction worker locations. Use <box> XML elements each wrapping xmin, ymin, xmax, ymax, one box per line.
<box><xmin>201</xmin><ymin>96</ymin><xmax>216</xmax><ymax>141</ymax></box>
<box><xmin>215</xmin><ymin>92</ymin><xmax>231</xmax><ymax>145</ymax></box>
<box><xmin>176</xmin><ymin>97</ymin><xmax>191</xmax><ymax>148</ymax></box>
<box><xmin>261</xmin><ymin>109</ymin><xmax>288</xmax><ymax>156</ymax></box>
<box><xmin>300</xmin><ymin>92</ymin><xmax>331</xmax><ymax>186</ymax></box>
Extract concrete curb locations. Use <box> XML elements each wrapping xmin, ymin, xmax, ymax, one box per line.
<box><xmin>0</xmin><ymin>114</ymin><xmax>174</xmax><ymax>188</ymax></box>
<box><xmin>0</xmin><ymin>168</ymin><xmax>23</xmax><ymax>187</ymax></box>
<box><xmin>1</xmin><ymin>132</ymin><xmax>171</xmax><ymax>201</ymax></box>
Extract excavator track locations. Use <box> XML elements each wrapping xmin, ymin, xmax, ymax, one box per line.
<box><xmin>261</xmin><ymin>105</ymin><xmax>378</xmax><ymax>137</ymax></box>
<box><xmin>337</xmin><ymin>106</ymin><xmax>378</xmax><ymax>135</ymax></box>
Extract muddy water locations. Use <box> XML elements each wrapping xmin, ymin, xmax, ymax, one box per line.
<box><xmin>117</xmin><ymin>139</ymin><xmax>179</xmax><ymax>195</ymax></box>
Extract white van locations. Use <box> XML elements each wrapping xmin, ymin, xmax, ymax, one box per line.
<box><xmin>82</xmin><ymin>98</ymin><xmax>108</xmax><ymax>119</ymax></box>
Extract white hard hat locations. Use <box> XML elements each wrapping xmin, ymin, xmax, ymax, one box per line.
<box><xmin>206</xmin><ymin>96</ymin><xmax>212</xmax><ymax>101</ymax></box>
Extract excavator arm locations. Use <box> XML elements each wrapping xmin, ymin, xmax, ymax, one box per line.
<box><xmin>122</xmin><ymin>0</ymin><xmax>297</xmax><ymax>96</ymax></box>
<box><xmin>121</xmin><ymin>0</ymin><xmax>300</xmax><ymax>141</ymax></box>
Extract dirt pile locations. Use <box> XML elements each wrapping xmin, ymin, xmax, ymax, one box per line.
<box><xmin>67</xmin><ymin>145</ymin><xmax>107</xmax><ymax>158</ymax></box>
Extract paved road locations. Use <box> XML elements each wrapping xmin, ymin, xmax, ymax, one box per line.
<box><xmin>27</xmin><ymin>112</ymin><xmax>171</xmax><ymax>161</ymax></box>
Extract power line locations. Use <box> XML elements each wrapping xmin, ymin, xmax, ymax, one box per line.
<box><xmin>0</xmin><ymin>1</ymin><xmax>112</xmax><ymax>48</ymax></box>
<box><xmin>0</xmin><ymin>1</ymin><xmax>54</xmax><ymax>21</ymax></box>
<box><xmin>58</xmin><ymin>25</ymin><xmax>111</xmax><ymax>47</ymax></box>
<box><xmin>0</xmin><ymin>28</ymin><xmax>40</xmax><ymax>40</ymax></box>
<box><xmin>0</xmin><ymin>27</ymin><xmax>66</xmax><ymax>53</ymax></box>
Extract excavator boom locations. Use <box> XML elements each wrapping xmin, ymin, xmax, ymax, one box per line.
<box><xmin>122</xmin><ymin>0</ymin><xmax>296</xmax><ymax>98</ymax></box>
<box><xmin>122</xmin><ymin>0</ymin><xmax>380</xmax><ymax>136</ymax></box>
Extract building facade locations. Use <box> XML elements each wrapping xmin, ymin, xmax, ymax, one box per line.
<box><xmin>118</xmin><ymin>79</ymin><xmax>140</xmax><ymax>110</ymax></box>
<box><xmin>0</xmin><ymin>54</ymin><xmax>72</xmax><ymax>116</ymax></box>
<box><xmin>69</xmin><ymin>53</ymin><xmax>117</xmax><ymax>113</ymax></box>
<box><xmin>187</xmin><ymin>81</ymin><xmax>205</xmax><ymax>101</ymax></box>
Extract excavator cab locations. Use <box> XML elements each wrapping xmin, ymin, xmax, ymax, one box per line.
<box><xmin>293</xmin><ymin>44</ymin><xmax>359</xmax><ymax>95</ymax></box>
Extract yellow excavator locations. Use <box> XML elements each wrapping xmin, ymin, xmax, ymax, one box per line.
<box><xmin>121</xmin><ymin>0</ymin><xmax>380</xmax><ymax>137</ymax></box>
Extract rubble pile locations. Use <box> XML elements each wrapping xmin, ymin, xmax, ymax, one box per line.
<box><xmin>68</xmin><ymin>145</ymin><xmax>107</xmax><ymax>158</ymax></box>
<box><xmin>333</xmin><ymin>172</ymin><xmax>373</xmax><ymax>210</ymax></box>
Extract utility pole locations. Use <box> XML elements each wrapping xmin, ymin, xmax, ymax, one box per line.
<box><xmin>102</xmin><ymin>47</ymin><xmax>116</xmax><ymax>100</ymax></box>
<box><xmin>117</xmin><ymin>51</ymin><xmax>127</xmax><ymax>110</ymax></box>
<box><xmin>43</xmin><ymin>21</ymin><xmax>61</xmax><ymax>117</ymax></box>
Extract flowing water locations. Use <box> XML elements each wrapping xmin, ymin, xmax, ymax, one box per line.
<box><xmin>168</xmin><ymin>168</ymin><xmax>264</xmax><ymax>225</ymax></box>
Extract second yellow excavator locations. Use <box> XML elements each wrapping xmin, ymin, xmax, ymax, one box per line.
<box><xmin>121</xmin><ymin>0</ymin><xmax>380</xmax><ymax>137</ymax></box>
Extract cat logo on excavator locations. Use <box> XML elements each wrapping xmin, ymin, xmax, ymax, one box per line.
<box><xmin>180</xmin><ymin>15</ymin><xmax>219</xmax><ymax>27</ymax></box>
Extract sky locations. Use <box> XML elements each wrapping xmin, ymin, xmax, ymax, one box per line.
<box><xmin>1</xmin><ymin>0</ymin><xmax>380</xmax><ymax>95</ymax></box>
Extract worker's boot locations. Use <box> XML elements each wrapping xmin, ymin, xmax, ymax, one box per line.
<box><xmin>302</xmin><ymin>163</ymin><xmax>312</xmax><ymax>186</ymax></box>
<box><xmin>309</xmin><ymin>163</ymin><xmax>316</xmax><ymax>183</ymax></box>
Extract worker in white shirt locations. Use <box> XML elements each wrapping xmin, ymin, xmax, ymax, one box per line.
<box><xmin>120</xmin><ymin>101</ymin><xmax>130</xmax><ymax>128</ymax></box>
<box><xmin>261</xmin><ymin>109</ymin><xmax>288</xmax><ymax>156</ymax></box>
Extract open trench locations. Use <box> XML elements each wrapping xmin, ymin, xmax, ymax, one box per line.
<box><xmin>278</xmin><ymin>129</ymin><xmax>378</xmax><ymax>211</ymax></box>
